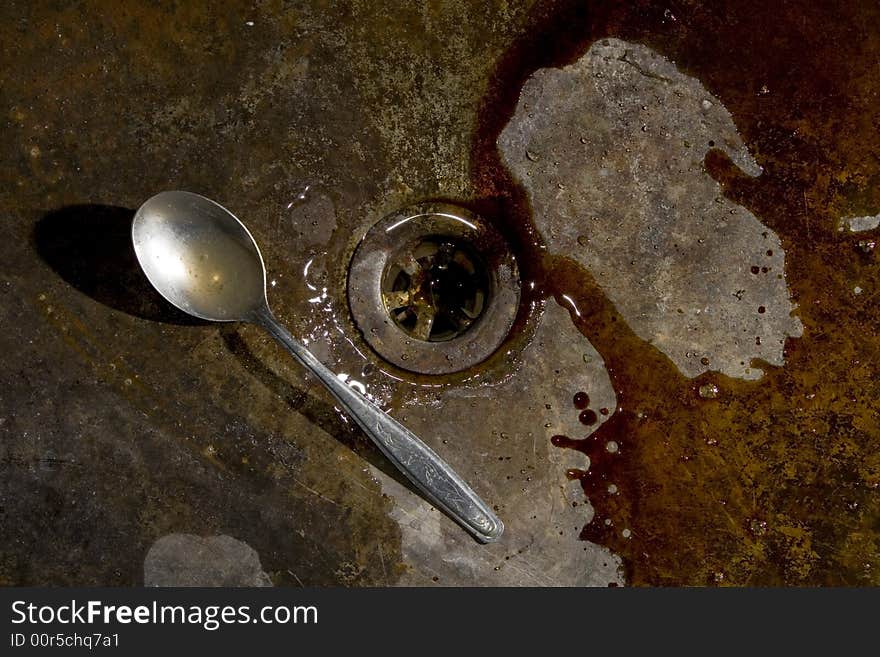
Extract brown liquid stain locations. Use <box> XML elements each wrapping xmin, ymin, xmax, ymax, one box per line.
<box><xmin>473</xmin><ymin>0</ymin><xmax>880</xmax><ymax>585</ymax></box>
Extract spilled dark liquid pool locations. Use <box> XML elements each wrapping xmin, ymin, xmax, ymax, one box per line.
<box><xmin>472</xmin><ymin>0</ymin><xmax>880</xmax><ymax>585</ymax></box>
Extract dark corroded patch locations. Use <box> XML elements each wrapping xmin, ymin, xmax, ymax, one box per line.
<box><xmin>473</xmin><ymin>0</ymin><xmax>880</xmax><ymax>584</ymax></box>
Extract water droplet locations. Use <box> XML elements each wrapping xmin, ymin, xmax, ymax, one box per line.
<box><xmin>605</xmin><ymin>440</ymin><xmax>619</xmax><ymax>453</ymax></box>
<box><xmin>579</xmin><ymin>409</ymin><xmax>598</xmax><ymax>426</ymax></box>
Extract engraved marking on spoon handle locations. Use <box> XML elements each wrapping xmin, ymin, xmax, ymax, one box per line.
<box><xmin>252</xmin><ymin>307</ymin><xmax>504</xmax><ymax>543</ymax></box>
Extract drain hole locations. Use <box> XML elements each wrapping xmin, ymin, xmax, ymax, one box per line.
<box><xmin>347</xmin><ymin>202</ymin><xmax>520</xmax><ymax>375</ymax></box>
<box><xmin>382</xmin><ymin>236</ymin><xmax>490</xmax><ymax>342</ymax></box>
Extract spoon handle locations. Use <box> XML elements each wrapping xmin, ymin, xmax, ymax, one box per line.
<box><xmin>253</xmin><ymin>307</ymin><xmax>504</xmax><ymax>543</ymax></box>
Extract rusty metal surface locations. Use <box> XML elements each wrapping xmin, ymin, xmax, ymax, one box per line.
<box><xmin>0</xmin><ymin>0</ymin><xmax>541</xmax><ymax>586</ymax></box>
<box><xmin>1</xmin><ymin>0</ymin><xmax>879</xmax><ymax>586</ymax></box>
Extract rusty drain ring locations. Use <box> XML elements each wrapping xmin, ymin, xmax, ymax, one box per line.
<box><xmin>347</xmin><ymin>202</ymin><xmax>520</xmax><ymax>375</ymax></box>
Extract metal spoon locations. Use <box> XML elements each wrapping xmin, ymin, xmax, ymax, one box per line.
<box><xmin>131</xmin><ymin>191</ymin><xmax>503</xmax><ymax>542</ymax></box>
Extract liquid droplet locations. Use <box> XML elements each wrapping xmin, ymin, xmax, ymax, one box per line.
<box><xmin>579</xmin><ymin>409</ymin><xmax>598</xmax><ymax>426</ymax></box>
<box><xmin>573</xmin><ymin>391</ymin><xmax>590</xmax><ymax>409</ymax></box>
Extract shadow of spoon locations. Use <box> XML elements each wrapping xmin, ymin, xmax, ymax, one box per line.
<box><xmin>33</xmin><ymin>204</ymin><xmax>204</xmax><ymax>325</ymax></box>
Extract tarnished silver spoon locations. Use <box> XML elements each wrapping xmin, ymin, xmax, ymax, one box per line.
<box><xmin>131</xmin><ymin>191</ymin><xmax>503</xmax><ymax>542</ymax></box>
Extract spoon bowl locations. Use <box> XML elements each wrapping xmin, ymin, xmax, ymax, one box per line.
<box><xmin>131</xmin><ymin>191</ymin><xmax>503</xmax><ymax>543</ymax></box>
<box><xmin>132</xmin><ymin>191</ymin><xmax>266</xmax><ymax>322</ymax></box>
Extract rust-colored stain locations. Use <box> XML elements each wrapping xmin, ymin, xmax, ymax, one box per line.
<box><xmin>474</xmin><ymin>0</ymin><xmax>880</xmax><ymax>585</ymax></box>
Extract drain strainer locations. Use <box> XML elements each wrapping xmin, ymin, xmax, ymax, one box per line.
<box><xmin>382</xmin><ymin>236</ymin><xmax>490</xmax><ymax>342</ymax></box>
<box><xmin>348</xmin><ymin>203</ymin><xmax>520</xmax><ymax>375</ymax></box>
